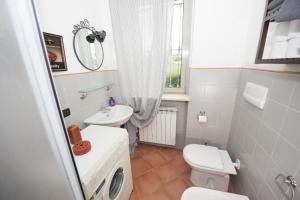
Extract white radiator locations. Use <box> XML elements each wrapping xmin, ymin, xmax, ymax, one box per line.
<box><xmin>139</xmin><ymin>107</ymin><xmax>177</xmax><ymax>146</ymax></box>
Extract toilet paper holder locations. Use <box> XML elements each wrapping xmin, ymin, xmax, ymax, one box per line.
<box><xmin>197</xmin><ymin>111</ymin><xmax>207</xmax><ymax>119</ymax></box>
<box><xmin>198</xmin><ymin>111</ymin><xmax>206</xmax><ymax>116</ymax></box>
<box><xmin>197</xmin><ymin>111</ymin><xmax>208</xmax><ymax>123</ymax></box>
<box><xmin>233</xmin><ymin>159</ymin><xmax>240</xmax><ymax>170</ymax></box>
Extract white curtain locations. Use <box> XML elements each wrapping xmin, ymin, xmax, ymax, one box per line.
<box><xmin>110</xmin><ymin>1</ymin><xmax>173</xmax><ymax>129</ymax></box>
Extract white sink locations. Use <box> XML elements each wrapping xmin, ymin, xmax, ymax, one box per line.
<box><xmin>84</xmin><ymin>105</ymin><xmax>133</xmax><ymax>127</ymax></box>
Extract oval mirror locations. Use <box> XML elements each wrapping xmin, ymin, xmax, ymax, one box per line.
<box><xmin>73</xmin><ymin>20</ymin><xmax>105</xmax><ymax>71</ymax></box>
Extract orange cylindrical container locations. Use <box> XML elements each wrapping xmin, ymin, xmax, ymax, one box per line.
<box><xmin>67</xmin><ymin>125</ymin><xmax>82</xmax><ymax>144</ymax></box>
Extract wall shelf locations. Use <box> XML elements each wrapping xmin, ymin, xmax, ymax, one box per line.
<box><xmin>78</xmin><ymin>83</ymin><xmax>113</xmax><ymax>99</ymax></box>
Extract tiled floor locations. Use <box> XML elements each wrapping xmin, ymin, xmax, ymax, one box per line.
<box><xmin>129</xmin><ymin>144</ymin><xmax>192</xmax><ymax>200</ymax></box>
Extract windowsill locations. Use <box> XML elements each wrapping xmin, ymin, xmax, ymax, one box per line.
<box><xmin>162</xmin><ymin>93</ymin><xmax>191</xmax><ymax>102</ymax></box>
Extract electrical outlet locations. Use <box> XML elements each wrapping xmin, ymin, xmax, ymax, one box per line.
<box><xmin>62</xmin><ymin>108</ymin><xmax>71</xmax><ymax>118</ymax></box>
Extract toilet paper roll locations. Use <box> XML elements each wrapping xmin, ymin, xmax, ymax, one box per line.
<box><xmin>198</xmin><ymin>115</ymin><xmax>207</xmax><ymax>123</ymax></box>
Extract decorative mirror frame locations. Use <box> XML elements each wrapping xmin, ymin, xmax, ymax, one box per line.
<box><xmin>72</xmin><ymin>19</ymin><xmax>105</xmax><ymax>71</ymax></box>
<box><xmin>255</xmin><ymin>1</ymin><xmax>300</xmax><ymax>64</ymax></box>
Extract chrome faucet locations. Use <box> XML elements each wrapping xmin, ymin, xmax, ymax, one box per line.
<box><xmin>100</xmin><ymin>106</ymin><xmax>111</xmax><ymax>113</ymax></box>
<box><xmin>275</xmin><ymin>174</ymin><xmax>297</xmax><ymax>200</ymax></box>
<box><xmin>285</xmin><ymin>175</ymin><xmax>297</xmax><ymax>188</ymax></box>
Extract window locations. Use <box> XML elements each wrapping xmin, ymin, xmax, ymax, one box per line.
<box><xmin>165</xmin><ymin>0</ymin><xmax>185</xmax><ymax>92</ymax></box>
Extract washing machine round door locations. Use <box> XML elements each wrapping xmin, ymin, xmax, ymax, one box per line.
<box><xmin>109</xmin><ymin>168</ymin><xmax>124</xmax><ymax>199</ymax></box>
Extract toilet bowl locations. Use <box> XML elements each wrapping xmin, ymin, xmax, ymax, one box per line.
<box><xmin>183</xmin><ymin>144</ymin><xmax>238</xmax><ymax>191</ymax></box>
<box><xmin>181</xmin><ymin>187</ymin><xmax>249</xmax><ymax>200</ymax></box>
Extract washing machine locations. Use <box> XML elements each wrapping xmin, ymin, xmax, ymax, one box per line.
<box><xmin>102</xmin><ymin>147</ymin><xmax>133</xmax><ymax>200</ymax></box>
<box><xmin>74</xmin><ymin>125</ymin><xmax>133</xmax><ymax>200</ymax></box>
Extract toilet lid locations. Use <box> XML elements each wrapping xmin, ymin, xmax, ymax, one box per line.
<box><xmin>183</xmin><ymin>144</ymin><xmax>224</xmax><ymax>170</ymax></box>
<box><xmin>181</xmin><ymin>187</ymin><xmax>249</xmax><ymax>200</ymax></box>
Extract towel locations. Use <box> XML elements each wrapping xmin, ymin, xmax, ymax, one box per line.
<box><xmin>275</xmin><ymin>0</ymin><xmax>300</xmax><ymax>22</ymax></box>
<box><xmin>268</xmin><ymin>0</ymin><xmax>285</xmax><ymax>10</ymax></box>
<box><xmin>266</xmin><ymin>5</ymin><xmax>282</xmax><ymax>21</ymax></box>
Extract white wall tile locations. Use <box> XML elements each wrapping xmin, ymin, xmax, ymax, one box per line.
<box><xmin>269</xmin><ymin>74</ymin><xmax>297</xmax><ymax>105</ymax></box>
<box><xmin>272</xmin><ymin>137</ymin><xmax>300</xmax><ymax>175</ymax></box>
<box><xmin>257</xmin><ymin>182</ymin><xmax>277</xmax><ymax>200</ymax></box>
<box><xmin>280</xmin><ymin>109</ymin><xmax>300</xmax><ymax>150</ymax></box>
<box><xmin>261</xmin><ymin>100</ymin><xmax>287</xmax><ymax>132</ymax></box>
<box><xmin>290</xmin><ymin>81</ymin><xmax>300</xmax><ymax>112</ymax></box>
<box><xmin>186</xmin><ymin>68</ymin><xmax>240</xmax><ymax>148</ymax></box>
<box><xmin>257</xmin><ymin>123</ymin><xmax>278</xmax><ymax>155</ymax></box>
<box><xmin>246</xmin><ymin>163</ymin><xmax>264</xmax><ymax>197</ymax></box>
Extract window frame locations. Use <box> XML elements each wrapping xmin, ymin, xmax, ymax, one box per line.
<box><xmin>164</xmin><ymin>0</ymin><xmax>192</xmax><ymax>94</ymax></box>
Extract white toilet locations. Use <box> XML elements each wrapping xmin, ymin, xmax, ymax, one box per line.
<box><xmin>183</xmin><ymin>144</ymin><xmax>239</xmax><ymax>192</ymax></box>
<box><xmin>181</xmin><ymin>187</ymin><xmax>249</xmax><ymax>200</ymax></box>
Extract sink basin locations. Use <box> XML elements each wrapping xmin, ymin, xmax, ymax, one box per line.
<box><xmin>84</xmin><ymin>105</ymin><xmax>133</xmax><ymax>127</ymax></box>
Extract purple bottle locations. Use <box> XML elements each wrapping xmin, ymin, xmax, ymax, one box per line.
<box><xmin>108</xmin><ymin>97</ymin><xmax>116</xmax><ymax>107</ymax></box>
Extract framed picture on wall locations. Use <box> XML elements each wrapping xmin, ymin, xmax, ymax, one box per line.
<box><xmin>43</xmin><ymin>32</ymin><xmax>68</xmax><ymax>72</ymax></box>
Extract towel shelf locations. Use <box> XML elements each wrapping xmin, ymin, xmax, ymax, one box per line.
<box><xmin>78</xmin><ymin>83</ymin><xmax>113</xmax><ymax>99</ymax></box>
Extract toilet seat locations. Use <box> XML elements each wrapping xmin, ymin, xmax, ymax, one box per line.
<box><xmin>183</xmin><ymin>144</ymin><xmax>237</xmax><ymax>191</ymax></box>
<box><xmin>181</xmin><ymin>187</ymin><xmax>249</xmax><ymax>200</ymax></box>
<box><xmin>183</xmin><ymin>144</ymin><xmax>224</xmax><ymax>171</ymax></box>
<box><xmin>183</xmin><ymin>144</ymin><xmax>237</xmax><ymax>175</ymax></box>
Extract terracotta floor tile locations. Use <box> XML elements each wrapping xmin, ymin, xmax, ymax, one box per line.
<box><xmin>142</xmin><ymin>151</ymin><xmax>166</xmax><ymax>168</ymax></box>
<box><xmin>158</xmin><ymin>147</ymin><xmax>181</xmax><ymax>161</ymax></box>
<box><xmin>134</xmin><ymin>145</ymin><xmax>144</xmax><ymax>155</ymax></box>
<box><xmin>154</xmin><ymin>158</ymin><xmax>190</xmax><ymax>183</ymax></box>
<box><xmin>131</xmin><ymin>144</ymin><xmax>194</xmax><ymax>200</ymax></box>
<box><xmin>129</xmin><ymin>190</ymin><xmax>139</xmax><ymax>200</ymax></box>
<box><xmin>139</xmin><ymin>144</ymin><xmax>160</xmax><ymax>155</ymax></box>
<box><xmin>172</xmin><ymin>153</ymin><xmax>189</xmax><ymax>167</ymax></box>
<box><xmin>131</xmin><ymin>149</ymin><xmax>143</xmax><ymax>159</ymax></box>
<box><xmin>181</xmin><ymin>171</ymin><xmax>193</xmax><ymax>186</ymax></box>
<box><xmin>131</xmin><ymin>157</ymin><xmax>152</xmax><ymax>178</ymax></box>
<box><xmin>164</xmin><ymin>177</ymin><xmax>190</xmax><ymax>200</ymax></box>
<box><xmin>135</xmin><ymin>171</ymin><xmax>163</xmax><ymax>196</ymax></box>
<box><xmin>140</xmin><ymin>190</ymin><xmax>171</xmax><ymax>200</ymax></box>
<box><xmin>228</xmin><ymin>180</ymin><xmax>234</xmax><ymax>193</ymax></box>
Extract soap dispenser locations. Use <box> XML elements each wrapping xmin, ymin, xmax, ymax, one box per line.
<box><xmin>108</xmin><ymin>97</ymin><xmax>116</xmax><ymax>107</ymax></box>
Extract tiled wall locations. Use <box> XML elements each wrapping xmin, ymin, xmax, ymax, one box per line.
<box><xmin>227</xmin><ymin>69</ymin><xmax>300</xmax><ymax>200</ymax></box>
<box><xmin>186</xmin><ymin>68</ymin><xmax>241</xmax><ymax>148</ymax></box>
<box><xmin>53</xmin><ymin>70</ymin><xmax>120</xmax><ymax>128</ymax></box>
